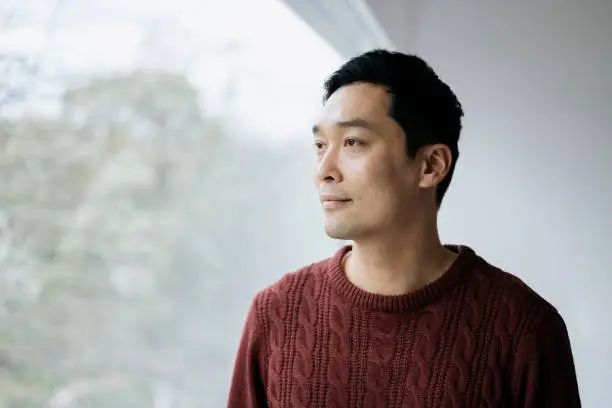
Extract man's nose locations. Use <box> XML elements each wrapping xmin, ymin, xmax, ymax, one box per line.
<box><xmin>316</xmin><ymin>147</ymin><xmax>342</xmax><ymax>183</ymax></box>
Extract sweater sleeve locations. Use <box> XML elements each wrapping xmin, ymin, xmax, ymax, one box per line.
<box><xmin>511</xmin><ymin>309</ymin><xmax>581</xmax><ymax>408</ymax></box>
<box><xmin>227</xmin><ymin>296</ymin><xmax>268</xmax><ymax>408</ymax></box>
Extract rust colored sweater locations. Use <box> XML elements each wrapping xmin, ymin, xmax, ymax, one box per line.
<box><xmin>228</xmin><ymin>246</ymin><xmax>581</xmax><ymax>407</ymax></box>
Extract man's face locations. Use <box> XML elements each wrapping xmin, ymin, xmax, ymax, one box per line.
<box><xmin>312</xmin><ymin>82</ymin><xmax>422</xmax><ymax>240</ymax></box>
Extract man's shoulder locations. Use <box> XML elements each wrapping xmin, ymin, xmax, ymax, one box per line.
<box><xmin>251</xmin><ymin>253</ymin><xmax>334</xmax><ymax>313</ymax></box>
<box><xmin>469</xmin><ymin>251</ymin><xmax>560</xmax><ymax>326</ymax></box>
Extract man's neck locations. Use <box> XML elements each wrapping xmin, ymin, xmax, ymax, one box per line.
<box><xmin>344</xmin><ymin>225</ymin><xmax>457</xmax><ymax>296</ymax></box>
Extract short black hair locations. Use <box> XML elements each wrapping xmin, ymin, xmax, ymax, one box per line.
<box><xmin>323</xmin><ymin>49</ymin><xmax>463</xmax><ymax>208</ymax></box>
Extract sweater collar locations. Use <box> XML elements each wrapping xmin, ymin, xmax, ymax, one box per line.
<box><xmin>326</xmin><ymin>244</ymin><xmax>476</xmax><ymax>313</ymax></box>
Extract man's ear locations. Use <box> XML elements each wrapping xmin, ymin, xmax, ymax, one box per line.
<box><xmin>418</xmin><ymin>144</ymin><xmax>453</xmax><ymax>188</ymax></box>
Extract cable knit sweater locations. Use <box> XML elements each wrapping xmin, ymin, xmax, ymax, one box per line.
<box><xmin>227</xmin><ymin>245</ymin><xmax>581</xmax><ymax>407</ymax></box>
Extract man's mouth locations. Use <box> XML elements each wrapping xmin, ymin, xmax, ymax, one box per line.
<box><xmin>321</xmin><ymin>198</ymin><xmax>352</xmax><ymax>210</ymax></box>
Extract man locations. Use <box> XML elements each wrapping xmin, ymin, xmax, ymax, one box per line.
<box><xmin>227</xmin><ymin>50</ymin><xmax>581</xmax><ymax>407</ymax></box>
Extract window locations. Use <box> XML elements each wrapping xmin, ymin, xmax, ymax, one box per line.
<box><xmin>0</xmin><ymin>0</ymin><xmax>342</xmax><ymax>406</ymax></box>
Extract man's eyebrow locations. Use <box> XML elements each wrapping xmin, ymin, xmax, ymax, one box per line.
<box><xmin>312</xmin><ymin>118</ymin><xmax>375</xmax><ymax>135</ymax></box>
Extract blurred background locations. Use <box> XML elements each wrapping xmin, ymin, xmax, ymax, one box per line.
<box><xmin>0</xmin><ymin>0</ymin><xmax>610</xmax><ymax>406</ymax></box>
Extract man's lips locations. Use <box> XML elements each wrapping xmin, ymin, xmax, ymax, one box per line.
<box><xmin>320</xmin><ymin>194</ymin><xmax>352</xmax><ymax>209</ymax></box>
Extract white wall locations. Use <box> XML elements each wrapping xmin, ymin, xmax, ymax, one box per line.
<box><xmin>365</xmin><ymin>1</ymin><xmax>612</xmax><ymax>406</ymax></box>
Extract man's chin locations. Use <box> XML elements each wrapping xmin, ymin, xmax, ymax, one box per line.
<box><xmin>325</xmin><ymin>231</ymin><xmax>351</xmax><ymax>241</ymax></box>
<box><xmin>324</xmin><ymin>222</ymin><xmax>357</xmax><ymax>241</ymax></box>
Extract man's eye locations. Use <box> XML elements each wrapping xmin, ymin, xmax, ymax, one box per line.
<box><xmin>345</xmin><ymin>138</ymin><xmax>361</xmax><ymax>147</ymax></box>
<box><xmin>313</xmin><ymin>141</ymin><xmax>325</xmax><ymax>150</ymax></box>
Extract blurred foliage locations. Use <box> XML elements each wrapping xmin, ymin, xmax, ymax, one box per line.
<box><xmin>0</xmin><ymin>0</ymin><xmax>342</xmax><ymax>404</ymax></box>
<box><xmin>0</xmin><ymin>69</ymin><xmax>329</xmax><ymax>407</ymax></box>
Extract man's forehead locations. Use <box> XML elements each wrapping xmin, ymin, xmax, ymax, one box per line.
<box><xmin>318</xmin><ymin>83</ymin><xmax>389</xmax><ymax>124</ymax></box>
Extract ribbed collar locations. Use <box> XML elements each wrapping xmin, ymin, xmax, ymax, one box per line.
<box><xmin>327</xmin><ymin>244</ymin><xmax>476</xmax><ymax>313</ymax></box>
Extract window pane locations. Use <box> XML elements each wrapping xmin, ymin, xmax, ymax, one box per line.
<box><xmin>0</xmin><ymin>0</ymin><xmax>341</xmax><ymax>406</ymax></box>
